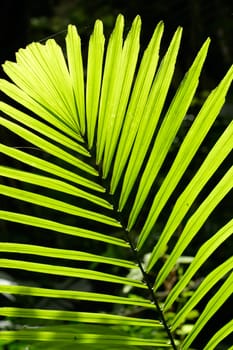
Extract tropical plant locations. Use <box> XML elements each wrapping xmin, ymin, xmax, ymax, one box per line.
<box><xmin>0</xmin><ymin>14</ymin><xmax>232</xmax><ymax>350</ymax></box>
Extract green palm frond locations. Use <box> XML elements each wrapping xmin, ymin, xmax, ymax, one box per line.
<box><xmin>0</xmin><ymin>14</ymin><xmax>232</xmax><ymax>350</ymax></box>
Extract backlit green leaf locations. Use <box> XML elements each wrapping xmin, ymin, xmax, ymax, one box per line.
<box><xmin>181</xmin><ymin>272</ymin><xmax>233</xmax><ymax>349</ymax></box>
<box><xmin>0</xmin><ymin>259</ymin><xmax>146</xmax><ymax>288</ymax></box>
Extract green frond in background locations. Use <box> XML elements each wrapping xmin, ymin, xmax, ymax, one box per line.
<box><xmin>0</xmin><ymin>14</ymin><xmax>232</xmax><ymax>350</ymax></box>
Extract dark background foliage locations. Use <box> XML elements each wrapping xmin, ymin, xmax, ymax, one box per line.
<box><xmin>0</xmin><ymin>1</ymin><xmax>232</xmax><ymax>348</ymax></box>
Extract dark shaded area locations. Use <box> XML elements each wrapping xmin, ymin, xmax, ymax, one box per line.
<box><xmin>0</xmin><ymin>0</ymin><xmax>28</xmax><ymax>64</ymax></box>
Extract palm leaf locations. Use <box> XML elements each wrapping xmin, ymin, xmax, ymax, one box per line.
<box><xmin>0</xmin><ymin>14</ymin><xmax>232</xmax><ymax>350</ymax></box>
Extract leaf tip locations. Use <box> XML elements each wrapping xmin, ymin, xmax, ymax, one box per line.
<box><xmin>116</xmin><ymin>13</ymin><xmax>125</xmax><ymax>26</ymax></box>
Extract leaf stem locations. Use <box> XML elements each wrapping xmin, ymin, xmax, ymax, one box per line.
<box><xmin>93</xmin><ymin>152</ymin><xmax>177</xmax><ymax>349</ymax></box>
<box><xmin>124</xmin><ymin>230</ymin><xmax>178</xmax><ymax>350</ymax></box>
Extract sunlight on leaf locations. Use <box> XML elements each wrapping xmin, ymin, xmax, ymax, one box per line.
<box><xmin>0</xmin><ymin>13</ymin><xmax>232</xmax><ymax>350</ymax></box>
